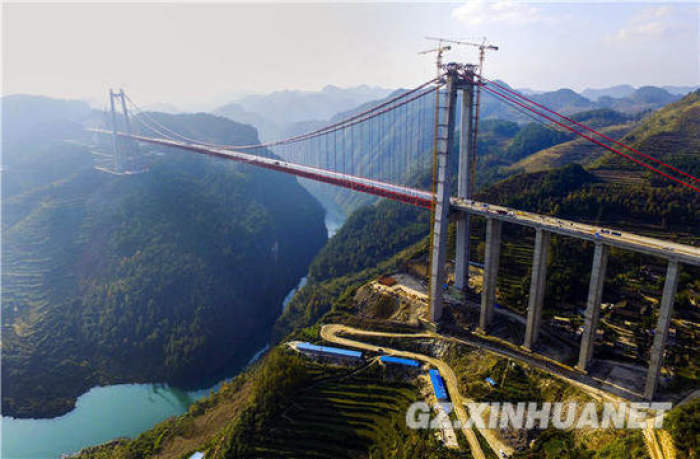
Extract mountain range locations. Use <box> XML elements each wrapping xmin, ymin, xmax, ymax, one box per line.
<box><xmin>214</xmin><ymin>85</ymin><xmax>392</xmax><ymax>141</ymax></box>
<box><xmin>1</xmin><ymin>95</ymin><xmax>327</xmax><ymax>418</ymax></box>
<box><xmin>213</xmin><ymin>82</ymin><xmax>693</xmax><ymax>152</ymax></box>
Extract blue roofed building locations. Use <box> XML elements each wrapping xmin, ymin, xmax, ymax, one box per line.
<box><xmin>296</xmin><ymin>342</ymin><xmax>363</xmax><ymax>359</ymax></box>
<box><xmin>379</xmin><ymin>355</ymin><xmax>420</xmax><ymax>367</ymax></box>
<box><xmin>429</xmin><ymin>369</ymin><xmax>448</xmax><ymax>401</ymax></box>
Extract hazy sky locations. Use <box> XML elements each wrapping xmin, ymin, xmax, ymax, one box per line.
<box><xmin>3</xmin><ymin>1</ymin><xmax>699</xmax><ymax>110</ymax></box>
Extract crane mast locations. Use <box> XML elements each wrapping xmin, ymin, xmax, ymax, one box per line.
<box><xmin>425</xmin><ymin>36</ymin><xmax>498</xmax><ymax>194</ymax></box>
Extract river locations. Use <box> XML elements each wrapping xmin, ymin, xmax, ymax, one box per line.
<box><xmin>1</xmin><ymin>208</ymin><xmax>346</xmax><ymax>459</ymax></box>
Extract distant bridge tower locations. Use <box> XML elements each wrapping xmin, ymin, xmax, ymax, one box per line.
<box><xmin>109</xmin><ymin>88</ymin><xmax>132</xmax><ymax>172</ymax></box>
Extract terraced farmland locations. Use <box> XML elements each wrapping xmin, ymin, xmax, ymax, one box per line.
<box><xmin>247</xmin><ymin>363</ymin><xmax>444</xmax><ymax>458</ymax></box>
<box><xmin>506</xmin><ymin>124</ymin><xmax>634</xmax><ymax>174</ymax></box>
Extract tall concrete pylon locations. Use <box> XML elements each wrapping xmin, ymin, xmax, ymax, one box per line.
<box><xmin>118</xmin><ymin>89</ymin><xmax>132</xmax><ymax>137</ymax></box>
<box><xmin>454</xmin><ymin>66</ymin><xmax>477</xmax><ymax>292</ymax></box>
<box><xmin>108</xmin><ymin>89</ymin><xmax>133</xmax><ymax>173</ymax></box>
<box><xmin>429</xmin><ymin>68</ymin><xmax>458</xmax><ymax>322</ymax></box>
<box><xmin>109</xmin><ymin>89</ymin><xmax>120</xmax><ymax>171</ymax></box>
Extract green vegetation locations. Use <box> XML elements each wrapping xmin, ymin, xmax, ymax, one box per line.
<box><xmin>518</xmin><ymin>429</ymin><xmax>648</xmax><ymax>459</ymax></box>
<box><xmin>592</xmin><ymin>431</ymin><xmax>649</xmax><ymax>459</ymax></box>
<box><xmin>570</xmin><ymin>108</ymin><xmax>631</xmax><ymax>129</ymax></box>
<box><xmin>79</xmin><ymin>348</ymin><xmax>461</xmax><ymax>458</ymax></box>
<box><xmin>214</xmin><ymin>360</ymin><xmax>442</xmax><ymax>458</ymax></box>
<box><xmin>665</xmin><ymin>398</ymin><xmax>699</xmax><ymax>458</ymax></box>
<box><xmin>2</xmin><ymin>101</ymin><xmax>327</xmax><ymax>418</ymax></box>
<box><xmin>506</xmin><ymin>123</ymin><xmax>633</xmax><ymax>174</ymax></box>
<box><xmin>502</xmin><ymin>123</ymin><xmax>573</xmax><ymax>162</ymax></box>
<box><xmin>8</xmin><ymin>87</ymin><xmax>700</xmax><ymax>456</ymax></box>
<box><xmin>309</xmin><ymin>199</ymin><xmax>429</xmax><ymax>282</ymax></box>
<box><xmin>444</xmin><ymin>348</ymin><xmax>586</xmax><ymax>406</ymax></box>
<box><xmin>594</xmin><ymin>89</ymin><xmax>700</xmax><ymax>178</ymax></box>
<box><xmin>274</xmin><ymin>237</ymin><xmax>429</xmax><ymax>342</ymax></box>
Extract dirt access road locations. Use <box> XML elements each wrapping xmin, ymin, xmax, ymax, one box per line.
<box><xmin>321</xmin><ymin>324</ymin><xmax>515</xmax><ymax>458</ymax></box>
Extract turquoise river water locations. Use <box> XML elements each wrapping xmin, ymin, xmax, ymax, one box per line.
<box><xmin>1</xmin><ymin>209</ymin><xmax>345</xmax><ymax>458</ymax></box>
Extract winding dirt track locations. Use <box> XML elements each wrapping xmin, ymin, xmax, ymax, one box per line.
<box><xmin>321</xmin><ymin>324</ymin><xmax>516</xmax><ymax>458</ymax></box>
<box><xmin>320</xmin><ymin>323</ymin><xmax>682</xmax><ymax>459</ymax></box>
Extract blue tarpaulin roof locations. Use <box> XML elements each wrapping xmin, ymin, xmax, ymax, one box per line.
<box><xmin>380</xmin><ymin>355</ymin><xmax>420</xmax><ymax>367</ymax></box>
<box><xmin>485</xmin><ymin>377</ymin><xmax>497</xmax><ymax>386</ymax></box>
<box><xmin>429</xmin><ymin>369</ymin><xmax>448</xmax><ymax>400</ymax></box>
<box><xmin>296</xmin><ymin>342</ymin><xmax>363</xmax><ymax>358</ymax></box>
<box><xmin>189</xmin><ymin>453</ymin><xmax>205</xmax><ymax>459</ymax></box>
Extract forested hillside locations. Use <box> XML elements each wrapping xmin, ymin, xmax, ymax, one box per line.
<box><xmin>276</xmin><ymin>85</ymin><xmax>679</xmax><ymax>215</ymax></box>
<box><xmin>1</xmin><ymin>97</ymin><xmax>327</xmax><ymax>418</ymax></box>
<box><xmin>83</xmin><ymin>154</ymin><xmax>699</xmax><ymax>457</ymax></box>
<box><xmin>593</xmin><ymin>89</ymin><xmax>700</xmax><ymax>179</ymax></box>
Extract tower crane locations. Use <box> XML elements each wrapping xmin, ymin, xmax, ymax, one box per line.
<box><xmin>426</xmin><ymin>36</ymin><xmax>498</xmax><ymax>75</ymax></box>
<box><xmin>418</xmin><ymin>43</ymin><xmax>452</xmax><ymax>80</ymax></box>
<box><xmin>425</xmin><ymin>36</ymin><xmax>499</xmax><ymax>194</ymax></box>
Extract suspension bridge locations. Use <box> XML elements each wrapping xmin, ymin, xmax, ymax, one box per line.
<box><xmin>89</xmin><ymin>63</ymin><xmax>699</xmax><ymax>401</ymax></box>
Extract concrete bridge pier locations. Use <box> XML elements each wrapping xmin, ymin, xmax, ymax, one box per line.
<box><xmin>523</xmin><ymin>228</ymin><xmax>551</xmax><ymax>351</ymax></box>
<box><xmin>576</xmin><ymin>242</ymin><xmax>609</xmax><ymax>372</ymax></box>
<box><xmin>644</xmin><ymin>259</ymin><xmax>680</xmax><ymax>400</ymax></box>
<box><xmin>478</xmin><ymin>217</ymin><xmax>502</xmax><ymax>332</ymax></box>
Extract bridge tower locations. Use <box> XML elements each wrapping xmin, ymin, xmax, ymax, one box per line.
<box><xmin>454</xmin><ymin>65</ymin><xmax>478</xmax><ymax>293</ymax></box>
<box><xmin>429</xmin><ymin>64</ymin><xmax>481</xmax><ymax>322</ymax></box>
<box><xmin>108</xmin><ymin>88</ymin><xmax>132</xmax><ymax>172</ymax></box>
<box><xmin>428</xmin><ymin>66</ymin><xmax>459</xmax><ymax>322</ymax></box>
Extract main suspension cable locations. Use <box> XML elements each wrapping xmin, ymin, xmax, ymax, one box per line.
<box><xmin>481</xmin><ymin>84</ymin><xmax>699</xmax><ymax>192</ymax></box>
<box><xmin>479</xmin><ymin>76</ymin><xmax>699</xmax><ymax>183</ymax></box>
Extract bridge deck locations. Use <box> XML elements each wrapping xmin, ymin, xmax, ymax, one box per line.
<box><xmin>90</xmin><ymin>129</ymin><xmax>433</xmax><ymax>208</ymax></box>
<box><xmin>451</xmin><ymin>198</ymin><xmax>700</xmax><ymax>267</ymax></box>
<box><xmin>89</xmin><ymin>129</ymin><xmax>700</xmax><ymax>267</ymax></box>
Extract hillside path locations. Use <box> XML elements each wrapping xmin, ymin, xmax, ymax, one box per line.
<box><xmin>321</xmin><ymin>324</ymin><xmax>516</xmax><ymax>458</ymax></box>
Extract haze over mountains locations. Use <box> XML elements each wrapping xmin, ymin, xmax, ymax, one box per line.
<box><xmin>581</xmin><ymin>84</ymin><xmax>699</xmax><ymax>101</ymax></box>
<box><xmin>214</xmin><ymin>85</ymin><xmax>392</xmax><ymax>141</ymax></box>
<box><xmin>212</xmin><ymin>82</ymin><xmax>694</xmax><ymax>145</ymax></box>
<box><xmin>1</xmin><ymin>95</ymin><xmax>327</xmax><ymax>418</ymax></box>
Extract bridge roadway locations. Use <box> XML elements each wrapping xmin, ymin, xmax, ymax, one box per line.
<box><xmin>91</xmin><ymin>130</ymin><xmax>700</xmax><ymax>266</ymax></box>
<box><xmin>450</xmin><ymin>198</ymin><xmax>700</xmax><ymax>267</ymax></box>
<box><xmin>88</xmin><ymin>129</ymin><xmax>434</xmax><ymax>208</ymax></box>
